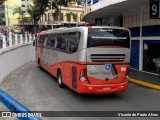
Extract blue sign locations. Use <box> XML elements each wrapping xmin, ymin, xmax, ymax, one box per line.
<box><xmin>105</xmin><ymin>64</ymin><xmax>111</xmax><ymax>71</ymax></box>
<box><xmin>84</xmin><ymin>0</ymin><xmax>99</xmax><ymax>6</ymax></box>
<box><xmin>93</xmin><ymin>0</ymin><xmax>99</xmax><ymax>4</ymax></box>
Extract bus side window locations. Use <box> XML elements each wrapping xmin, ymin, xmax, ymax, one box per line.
<box><xmin>56</xmin><ymin>36</ymin><xmax>62</xmax><ymax>50</ymax></box>
<box><xmin>46</xmin><ymin>35</ymin><xmax>52</xmax><ymax>49</ymax></box>
<box><xmin>68</xmin><ymin>32</ymin><xmax>80</xmax><ymax>54</ymax></box>
<box><xmin>54</xmin><ymin>39</ymin><xmax>58</xmax><ymax>49</ymax></box>
<box><xmin>38</xmin><ymin>35</ymin><xmax>45</xmax><ymax>46</ymax></box>
<box><xmin>61</xmin><ymin>33</ymin><xmax>67</xmax><ymax>51</ymax></box>
<box><xmin>43</xmin><ymin>35</ymin><xmax>48</xmax><ymax>47</ymax></box>
<box><xmin>50</xmin><ymin>35</ymin><xmax>56</xmax><ymax>49</ymax></box>
<box><xmin>55</xmin><ymin>34</ymin><xmax>67</xmax><ymax>51</ymax></box>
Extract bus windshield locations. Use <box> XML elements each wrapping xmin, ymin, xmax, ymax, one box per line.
<box><xmin>87</xmin><ymin>28</ymin><xmax>130</xmax><ymax>48</ymax></box>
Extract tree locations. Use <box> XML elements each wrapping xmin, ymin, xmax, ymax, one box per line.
<box><xmin>68</xmin><ymin>0</ymin><xmax>83</xmax><ymax>6</ymax></box>
<box><xmin>50</xmin><ymin>0</ymin><xmax>68</xmax><ymax>22</ymax></box>
<box><xmin>12</xmin><ymin>6</ymin><xmax>25</xmax><ymax>28</ymax></box>
<box><xmin>12</xmin><ymin>6</ymin><xmax>24</xmax><ymax>16</ymax></box>
<box><xmin>27</xmin><ymin>0</ymin><xmax>49</xmax><ymax>32</ymax></box>
<box><xmin>0</xmin><ymin>0</ymin><xmax>7</xmax><ymax>5</ymax></box>
<box><xmin>27</xmin><ymin>0</ymin><xmax>68</xmax><ymax>32</ymax></box>
<box><xmin>76</xmin><ymin>0</ymin><xmax>82</xmax><ymax>5</ymax></box>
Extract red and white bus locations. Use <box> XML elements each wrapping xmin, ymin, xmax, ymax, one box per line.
<box><xmin>34</xmin><ymin>26</ymin><xmax>131</xmax><ymax>94</ymax></box>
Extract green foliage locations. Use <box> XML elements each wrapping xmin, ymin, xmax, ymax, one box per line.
<box><xmin>55</xmin><ymin>0</ymin><xmax>68</xmax><ymax>7</ymax></box>
<box><xmin>66</xmin><ymin>12</ymin><xmax>77</xmax><ymax>21</ymax></box>
<box><xmin>76</xmin><ymin>0</ymin><xmax>82</xmax><ymax>5</ymax></box>
<box><xmin>0</xmin><ymin>0</ymin><xmax>6</xmax><ymax>5</ymax></box>
<box><xmin>51</xmin><ymin>0</ymin><xmax>68</xmax><ymax>19</ymax></box>
<box><xmin>27</xmin><ymin>0</ymin><xmax>68</xmax><ymax>29</ymax></box>
<box><xmin>28</xmin><ymin>0</ymin><xmax>49</xmax><ymax>25</ymax></box>
<box><xmin>68</xmin><ymin>0</ymin><xmax>83</xmax><ymax>5</ymax></box>
<box><xmin>12</xmin><ymin>6</ymin><xmax>24</xmax><ymax>16</ymax></box>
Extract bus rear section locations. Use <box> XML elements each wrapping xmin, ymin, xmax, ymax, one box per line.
<box><xmin>76</xmin><ymin>27</ymin><xmax>131</xmax><ymax>94</ymax></box>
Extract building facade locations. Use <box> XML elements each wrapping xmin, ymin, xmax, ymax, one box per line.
<box><xmin>21</xmin><ymin>0</ymin><xmax>32</xmax><ymax>14</ymax></box>
<box><xmin>39</xmin><ymin>5</ymin><xmax>85</xmax><ymax>27</ymax></box>
<box><xmin>0</xmin><ymin>0</ymin><xmax>24</xmax><ymax>26</ymax></box>
<box><xmin>84</xmin><ymin>0</ymin><xmax>160</xmax><ymax>74</ymax></box>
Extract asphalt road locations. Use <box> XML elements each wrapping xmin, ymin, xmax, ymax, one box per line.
<box><xmin>1</xmin><ymin>62</ymin><xmax>160</xmax><ymax>120</ymax></box>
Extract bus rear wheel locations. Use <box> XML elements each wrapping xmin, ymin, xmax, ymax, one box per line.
<box><xmin>57</xmin><ymin>70</ymin><xmax>65</xmax><ymax>88</ymax></box>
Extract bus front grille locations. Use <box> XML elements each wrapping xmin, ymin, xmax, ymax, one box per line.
<box><xmin>90</xmin><ymin>54</ymin><xmax>126</xmax><ymax>62</ymax></box>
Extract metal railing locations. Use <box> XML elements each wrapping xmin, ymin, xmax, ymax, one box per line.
<box><xmin>0</xmin><ymin>33</ymin><xmax>36</xmax><ymax>50</ymax></box>
<box><xmin>0</xmin><ymin>89</ymin><xmax>41</xmax><ymax>120</ymax></box>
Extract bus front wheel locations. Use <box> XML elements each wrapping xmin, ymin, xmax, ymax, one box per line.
<box><xmin>57</xmin><ymin>70</ymin><xmax>65</xmax><ymax>88</ymax></box>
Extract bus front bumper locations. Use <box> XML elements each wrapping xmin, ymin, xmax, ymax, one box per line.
<box><xmin>78</xmin><ymin>81</ymin><xmax>128</xmax><ymax>94</ymax></box>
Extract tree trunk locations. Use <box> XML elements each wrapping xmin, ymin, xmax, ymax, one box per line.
<box><xmin>33</xmin><ymin>20</ymin><xmax>38</xmax><ymax>33</ymax></box>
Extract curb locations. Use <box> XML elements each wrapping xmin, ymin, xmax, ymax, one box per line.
<box><xmin>128</xmin><ymin>78</ymin><xmax>160</xmax><ymax>91</ymax></box>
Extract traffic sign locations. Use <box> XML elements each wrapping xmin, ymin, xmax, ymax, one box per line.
<box><xmin>17</xmin><ymin>16</ymin><xmax>22</xmax><ymax>21</ymax></box>
<box><xmin>150</xmin><ymin>0</ymin><xmax>160</xmax><ymax>19</ymax></box>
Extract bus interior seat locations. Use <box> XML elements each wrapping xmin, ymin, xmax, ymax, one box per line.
<box><xmin>69</xmin><ymin>44</ymin><xmax>78</xmax><ymax>52</ymax></box>
<box><xmin>61</xmin><ymin>43</ymin><xmax>66</xmax><ymax>50</ymax></box>
<box><xmin>54</xmin><ymin>41</ymin><xmax>58</xmax><ymax>48</ymax></box>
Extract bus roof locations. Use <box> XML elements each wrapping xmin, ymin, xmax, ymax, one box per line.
<box><xmin>40</xmin><ymin>26</ymin><xmax>129</xmax><ymax>35</ymax></box>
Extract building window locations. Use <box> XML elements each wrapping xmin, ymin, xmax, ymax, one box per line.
<box><xmin>73</xmin><ymin>14</ymin><xmax>77</xmax><ymax>22</ymax></box>
<box><xmin>22</xmin><ymin>5</ymin><xmax>25</xmax><ymax>7</ymax></box>
<box><xmin>66</xmin><ymin>14</ymin><xmax>71</xmax><ymax>22</ymax></box>
<box><xmin>67</xmin><ymin>32</ymin><xmax>80</xmax><ymax>54</ymax></box>
<box><xmin>48</xmin><ymin>13</ymin><xmax>50</xmax><ymax>21</ymax></box>
<box><xmin>45</xmin><ymin>14</ymin><xmax>47</xmax><ymax>21</ymax></box>
<box><xmin>54</xmin><ymin>16</ymin><xmax>58</xmax><ymax>21</ymax></box>
<box><xmin>60</xmin><ymin>13</ymin><xmax>63</xmax><ymax>21</ymax></box>
<box><xmin>42</xmin><ymin>15</ymin><xmax>43</xmax><ymax>22</ymax></box>
<box><xmin>80</xmin><ymin>14</ymin><xmax>83</xmax><ymax>22</ymax></box>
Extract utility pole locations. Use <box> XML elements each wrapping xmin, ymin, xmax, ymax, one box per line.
<box><xmin>59</xmin><ymin>5</ymin><xmax>61</xmax><ymax>23</ymax></box>
<box><xmin>51</xmin><ymin>0</ymin><xmax>53</xmax><ymax>29</ymax></box>
<box><xmin>22</xmin><ymin>13</ymin><xmax>25</xmax><ymax>35</ymax></box>
<box><xmin>6</xmin><ymin>5</ymin><xmax>10</xmax><ymax>29</ymax></box>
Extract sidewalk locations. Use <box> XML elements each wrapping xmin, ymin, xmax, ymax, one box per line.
<box><xmin>129</xmin><ymin>69</ymin><xmax>160</xmax><ymax>90</ymax></box>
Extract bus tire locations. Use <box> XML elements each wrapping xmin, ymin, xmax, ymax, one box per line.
<box><xmin>38</xmin><ymin>58</ymin><xmax>42</xmax><ymax>70</ymax></box>
<box><xmin>57</xmin><ymin>70</ymin><xmax>65</xmax><ymax>88</ymax></box>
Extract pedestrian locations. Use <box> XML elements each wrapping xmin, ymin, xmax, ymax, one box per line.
<box><xmin>153</xmin><ymin>57</ymin><xmax>160</xmax><ymax>77</ymax></box>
